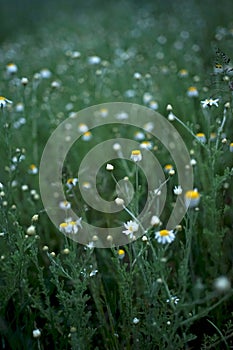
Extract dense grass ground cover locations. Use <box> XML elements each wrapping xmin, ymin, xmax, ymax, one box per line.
<box><xmin>0</xmin><ymin>0</ymin><xmax>233</xmax><ymax>349</ymax></box>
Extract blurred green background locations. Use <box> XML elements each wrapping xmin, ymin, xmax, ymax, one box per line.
<box><xmin>1</xmin><ymin>0</ymin><xmax>233</xmax><ymax>44</ymax></box>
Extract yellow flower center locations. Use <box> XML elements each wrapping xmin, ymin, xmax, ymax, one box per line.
<box><xmin>188</xmin><ymin>86</ymin><xmax>197</xmax><ymax>92</ymax></box>
<box><xmin>196</xmin><ymin>133</ymin><xmax>205</xmax><ymax>137</ymax></box>
<box><xmin>30</xmin><ymin>164</ymin><xmax>37</xmax><ymax>169</ymax></box>
<box><xmin>159</xmin><ymin>230</ymin><xmax>169</xmax><ymax>236</ymax></box>
<box><xmin>60</xmin><ymin>222</ymin><xmax>68</xmax><ymax>228</ymax></box>
<box><xmin>132</xmin><ymin>150</ymin><xmax>141</xmax><ymax>156</ymax></box>
<box><xmin>84</xmin><ymin>131</ymin><xmax>91</xmax><ymax>137</ymax></box>
<box><xmin>185</xmin><ymin>190</ymin><xmax>200</xmax><ymax>199</ymax></box>
<box><xmin>118</xmin><ymin>249</ymin><xmax>125</xmax><ymax>256</ymax></box>
<box><xmin>164</xmin><ymin>164</ymin><xmax>173</xmax><ymax>170</ymax></box>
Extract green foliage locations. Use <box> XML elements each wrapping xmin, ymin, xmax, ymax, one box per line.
<box><xmin>0</xmin><ymin>0</ymin><xmax>233</xmax><ymax>349</ymax></box>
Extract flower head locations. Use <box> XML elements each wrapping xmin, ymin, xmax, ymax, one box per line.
<box><xmin>166</xmin><ymin>296</ymin><xmax>180</xmax><ymax>305</ymax></box>
<box><xmin>185</xmin><ymin>189</ymin><xmax>200</xmax><ymax>208</ymax></box>
<box><xmin>28</xmin><ymin>164</ymin><xmax>38</xmax><ymax>174</ymax></box>
<box><xmin>66</xmin><ymin>177</ymin><xmax>78</xmax><ymax>189</ymax></box>
<box><xmin>155</xmin><ymin>229</ymin><xmax>175</xmax><ymax>244</ymax></box>
<box><xmin>123</xmin><ymin>220</ymin><xmax>139</xmax><ymax>239</ymax></box>
<box><xmin>173</xmin><ymin>185</ymin><xmax>182</xmax><ymax>195</ymax></box>
<box><xmin>78</xmin><ymin>123</ymin><xmax>89</xmax><ymax>133</ymax></box>
<box><xmin>132</xmin><ymin>317</ymin><xmax>140</xmax><ymax>324</ymax></box>
<box><xmin>149</xmin><ymin>100</ymin><xmax>159</xmax><ymax>110</ymax></box>
<box><xmin>178</xmin><ymin>69</ymin><xmax>188</xmax><ymax>77</ymax></box>
<box><xmin>130</xmin><ymin>150</ymin><xmax>142</xmax><ymax>162</ymax></box>
<box><xmin>32</xmin><ymin>329</ymin><xmax>41</xmax><ymax>338</ymax></box>
<box><xmin>196</xmin><ymin>132</ymin><xmax>206</xmax><ymax>143</ymax></box>
<box><xmin>213</xmin><ymin>276</ymin><xmax>231</xmax><ymax>293</ymax></box>
<box><xmin>106</xmin><ymin>163</ymin><xmax>114</xmax><ymax>171</ymax></box>
<box><xmin>88</xmin><ymin>56</ymin><xmax>101</xmax><ymax>65</ymax></box>
<box><xmin>59</xmin><ymin>218</ymin><xmax>82</xmax><ymax>234</ymax></box>
<box><xmin>150</xmin><ymin>215</ymin><xmax>161</xmax><ymax>226</ymax></box>
<box><xmin>164</xmin><ymin>164</ymin><xmax>174</xmax><ymax>173</ymax></box>
<box><xmin>26</xmin><ymin>225</ymin><xmax>36</xmax><ymax>236</ymax></box>
<box><xmin>201</xmin><ymin>98</ymin><xmax>219</xmax><ymax>108</ymax></box>
<box><xmin>118</xmin><ymin>249</ymin><xmax>125</xmax><ymax>259</ymax></box>
<box><xmin>187</xmin><ymin>86</ymin><xmax>199</xmax><ymax>97</ymax></box>
<box><xmin>6</xmin><ymin>63</ymin><xmax>18</xmax><ymax>74</ymax></box>
<box><xmin>0</xmin><ymin>96</ymin><xmax>13</xmax><ymax>109</ymax></box>
<box><xmin>59</xmin><ymin>200</ymin><xmax>71</xmax><ymax>210</ymax></box>
<box><xmin>82</xmin><ymin>131</ymin><xmax>92</xmax><ymax>141</ymax></box>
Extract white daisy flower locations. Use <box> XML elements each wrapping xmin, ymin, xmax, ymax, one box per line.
<box><xmin>155</xmin><ymin>229</ymin><xmax>175</xmax><ymax>244</ymax></box>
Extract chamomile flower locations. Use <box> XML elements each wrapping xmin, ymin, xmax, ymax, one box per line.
<box><xmin>185</xmin><ymin>189</ymin><xmax>200</xmax><ymax>208</ymax></box>
<box><xmin>116</xmin><ymin>111</ymin><xmax>128</xmax><ymax>120</ymax></box>
<box><xmin>229</xmin><ymin>142</ymin><xmax>233</xmax><ymax>152</ymax></box>
<box><xmin>21</xmin><ymin>77</ymin><xmax>29</xmax><ymax>86</ymax></box>
<box><xmin>149</xmin><ymin>100</ymin><xmax>159</xmax><ymax>110</ymax></box>
<box><xmin>59</xmin><ymin>200</ymin><xmax>71</xmax><ymax>210</ymax></box>
<box><xmin>6</xmin><ymin>63</ymin><xmax>18</xmax><ymax>74</ymax></box>
<box><xmin>15</xmin><ymin>102</ymin><xmax>24</xmax><ymax>112</ymax></box>
<box><xmin>178</xmin><ymin>69</ymin><xmax>188</xmax><ymax>77</ymax></box>
<box><xmin>214</xmin><ymin>63</ymin><xmax>224</xmax><ymax>74</ymax></box>
<box><xmin>201</xmin><ymin>98</ymin><xmax>219</xmax><ymax>108</ymax></box>
<box><xmin>106</xmin><ymin>163</ymin><xmax>114</xmax><ymax>171</ymax></box>
<box><xmin>150</xmin><ymin>215</ymin><xmax>161</xmax><ymax>226</ymax></box>
<box><xmin>90</xmin><ymin>269</ymin><xmax>98</xmax><ymax>277</ymax></box>
<box><xmin>187</xmin><ymin>86</ymin><xmax>199</xmax><ymax>97</ymax></box>
<box><xmin>213</xmin><ymin>276</ymin><xmax>231</xmax><ymax>292</ymax></box>
<box><xmin>59</xmin><ymin>218</ymin><xmax>82</xmax><ymax>234</ymax></box>
<box><xmin>82</xmin><ymin>131</ymin><xmax>92</xmax><ymax>141</ymax></box>
<box><xmin>132</xmin><ymin>317</ymin><xmax>140</xmax><ymax>324</ymax></box>
<box><xmin>130</xmin><ymin>150</ymin><xmax>142</xmax><ymax>162</ymax></box>
<box><xmin>32</xmin><ymin>329</ymin><xmax>41</xmax><ymax>338</ymax></box>
<box><xmin>173</xmin><ymin>185</ymin><xmax>183</xmax><ymax>195</ymax></box>
<box><xmin>28</xmin><ymin>164</ymin><xmax>38</xmax><ymax>174</ymax></box>
<box><xmin>98</xmin><ymin>107</ymin><xmax>108</xmax><ymax>117</ymax></box>
<box><xmin>196</xmin><ymin>133</ymin><xmax>206</xmax><ymax>143</ymax></box>
<box><xmin>26</xmin><ymin>225</ymin><xmax>36</xmax><ymax>235</ymax></box>
<box><xmin>115</xmin><ymin>197</ymin><xmax>124</xmax><ymax>206</ymax></box>
<box><xmin>66</xmin><ymin>177</ymin><xmax>78</xmax><ymax>190</ymax></box>
<box><xmin>86</xmin><ymin>241</ymin><xmax>94</xmax><ymax>249</ymax></box>
<box><xmin>134</xmin><ymin>72</ymin><xmax>142</xmax><ymax>80</ymax></box>
<box><xmin>140</xmin><ymin>141</ymin><xmax>153</xmax><ymax>150</ymax></box>
<box><xmin>123</xmin><ymin>220</ymin><xmax>139</xmax><ymax>239</ymax></box>
<box><xmin>166</xmin><ymin>296</ymin><xmax>180</xmax><ymax>305</ymax></box>
<box><xmin>118</xmin><ymin>249</ymin><xmax>125</xmax><ymax>259</ymax></box>
<box><xmin>143</xmin><ymin>92</ymin><xmax>153</xmax><ymax>104</ymax></box>
<box><xmin>88</xmin><ymin>56</ymin><xmax>101</xmax><ymax>65</ymax></box>
<box><xmin>164</xmin><ymin>164</ymin><xmax>174</xmax><ymax>173</ymax></box>
<box><xmin>82</xmin><ymin>181</ymin><xmax>92</xmax><ymax>190</ymax></box>
<box><xmin>40</xmin><ymin>68</ymin><xmax>52</xmax><ymax>79</ymax></box>
<box><xmin>155</xmin><ymin>229</ymin><xmax>175</xmax><ymax>244</ymax></box>
<box><xmin>134</xmin><ymin>131</ymin><xmax>145</xmax><ymax>140</ymax></box>
<box><xmin>210</xmin><ymin>133</ymin><xmax>217</xmax><ymax>142</ymax></box>
<box><xmin>167</xmin><ymin>111</ymin><xmax>176</xmax><ymax>121</ymax></box>
<box><xmin>0</xmin><ymin>96</ymin><xmax>13</xmax><ymax>109</ymax></box>
<box><xmin>78</xmin><ymin>123</ymin><xmax>89</xmax><ymax>133</ymax></box>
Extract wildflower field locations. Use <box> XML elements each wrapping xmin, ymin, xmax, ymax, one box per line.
<box><xmin>0</xmin><ymin>0</ymin><xmax>233</xmax><ymax>349</ymax></box>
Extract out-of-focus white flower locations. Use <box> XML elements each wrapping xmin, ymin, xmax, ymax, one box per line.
<box><xmin>0</xmin><ymin>96</ymin><xmax>13</xmax><ymax>108</ymax></box>
<box><xmin>32</xmin><ymin>329</ymin><xmax>41</xmax><ymax>338</ymax></box>
<box><xmin>201</xmin><ymin>98</ymin><xmax>219</xmax><ymax>108</ymax></box>
<box><xmin>173</xmin><ymin>185</ymin><xmax>183</xmax><ymax>195</ymax></box>
<box><xmin>123</xmin><ymin>220</ymin><xmax>139</xmax><ymax>239</ymax></box>
<box><xmin>130</xmin><ymin>150</ymin><xmax>142</xmax><ymax>162</ymax></box>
